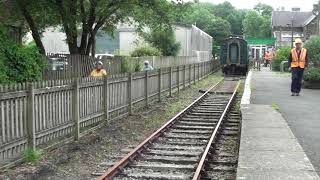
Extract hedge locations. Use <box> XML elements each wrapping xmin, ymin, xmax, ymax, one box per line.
<box><xmin>272</xmin><ymin>47</ymin><xmax>291</xmax><ymax>71</ymax></box>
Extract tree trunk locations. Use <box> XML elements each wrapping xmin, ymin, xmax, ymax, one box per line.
<box><xmin>17</xmin><ymin>0</ymin><xmax>46</xmax><ymax>55</ymax></box>
<box><xmin>91</xmin><ymin>32</ymin><xmax>96</xmax><ymax>57</ymax></box>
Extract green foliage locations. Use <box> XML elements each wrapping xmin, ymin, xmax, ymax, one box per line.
<box><xmin>23</xmin><ymin>148</ymin><xmax>43</xmax><ymax>163</ymax></box>
<box><xmin>271</xmin><ymin>103</ymin><xmax>280</xmax><ymax>111</ymax></box>
<box><xmin>304</xmin><ymin>67</ymin><xmax>320</xmax><ymax>81</ymax></box>
<box><xmin>120</xmin><ymin>57</ymin><xmax>131</xmax><ymax>73</ymax></box>
<box><xmin>272</xmin><ymin>47</ymin><xmax>291</xmax><ymax>71</ymax></box>
<box><xmin>131</xmin><ymin>46</ymin><xmax>161</xmax><ymax>57</ymax></box>
<box><xmin>243</xmin><ymin>10</ymin><xmax>272</xmax><ymax>38</ymax></box>
<box><xmin>304</xmin><ymin>36</ymin><xmax>320</xmax><ymax>67</ymax></box>
<box><xmin>142</xmin><ymin>27</ymin><xmax>180</xmax><ymax>56</ymax></box>
<box><xmin>0</xmin><ymin>29</ymin><xmax>46</xmax><ymax>83</ymax></box>
<box><xmin>254</xmin><ymin>3</ymin><xmax>273</xmax><ymax>17</ymax></box>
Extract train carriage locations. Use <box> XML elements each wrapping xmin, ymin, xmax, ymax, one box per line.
<box><xmin>220</xmin><ymin>36</ymin><xmax>249</xmax><ymax>75</ymax></box>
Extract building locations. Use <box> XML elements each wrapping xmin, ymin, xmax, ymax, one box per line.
<box><xmin>247</xmin><ymin>38</ymin><xmax>276</xmax><ymax>60</ymax></box>
<box><xmin>118</xmin><ymin>24</ymin><xmax>213</xmax><ymax>60</ymax></box>
<box><xmin>272</xmin><ymin>7</ymin><xmax>319</xmax><ymax>48</ymax></box>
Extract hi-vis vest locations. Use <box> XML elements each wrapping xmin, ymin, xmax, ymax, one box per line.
<box><xmin>291</xmin><ymin>48</ymin><xmax>307</xmax><ymax>68</ymax></box>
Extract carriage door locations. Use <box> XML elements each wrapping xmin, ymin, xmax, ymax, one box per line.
<box><xmin>229</xmin><ymin>43</ymin><xmax>239</xmax><ymax>64</ymax></box>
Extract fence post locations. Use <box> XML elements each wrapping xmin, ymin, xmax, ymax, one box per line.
<box><xmin>128</xmin><ymin>73</ymin><xmax>133</xmax><ymax>115</ymax></box>
<box><xmin>198</xmin><ymin>63</ymin><xmax>200</xmax><ymax>81</ymax></box>
<box><xmin>158</xmin><ymin>68</ymin><xmax>162</xmax><ymax>102</ymax></box>
<box><xmin>177</xmin><ymin>66</ymin><xmax>180</xmax><ymax>94</ymax></box>
<box><xmin>103</xmin><ymin>77</ymin><xmax>109</xmax><ymax>120</ymax></box>
<box><xmin>73</xmin><ymin>78</ymin><xmax>80</xmax><ymax>140</ymax></box>
<box><xmin>189</xmin><ymin>64</ymin><xmax>192</xmax><ymax>87</ymax></box>
<box><xmin>169</xmin><ymin>67</ymin><xmax>172</xmax><ymax>97</ymax></box>
<box><xmin>194</xmin><ymin>64</ymin><xmax>196</xmax><ymax>84</ymax></box>
<box><xmin>27</xmin><ymin>82</ymin><xmax>35</xmax><ymax>150</ymax></box>
<box><xmin>145</xmin><ymin>71</ymin><xmax>149</xmax><ymax>107</ymax></box>
<box><xmin>183</xmin><ymin>65</ymin><xmax>186</xmax><ymax>89</ymax></box>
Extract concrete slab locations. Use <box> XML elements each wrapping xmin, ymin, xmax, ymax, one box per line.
<box><xmin>237</xmin><ymin>169</ymin><xmax>320</xmax><ymax>180</ymax></box>
<box><xmin>240</xmin><ymin>137</ymin><xmax>303</xmax><ymax>152</ymax></box>
<box><xmin>237</xmin><ymin>104</ymin><xmax>319</xmax><ymax>180</ymax></box>
<box><xmin>238</xmin><ymin>69</ymin><xmax>320</xmax><ymax>180</ymax></box>
<box><xmin>251</xmin><ymin>67</ymin><xmax>320</xmax><ymax>174</ymax></box>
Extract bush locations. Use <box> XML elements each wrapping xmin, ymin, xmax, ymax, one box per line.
<box><xmin>23</xmin><ymin>148</ymin><xmax>43</xmax><ymax>164</ymax></box>
<box><xmin>304</xmin><ymin>36</ymin><xmax>320</xmax><ymax>67</ymax></box>
<box><xmin>142</xmin><ymin>26</ymin><xmax>181</xmax><ymax>56</ymax></box>
<box><xmin>303</xmin><ymin>67</ymin><xmax>320</xmax><ymax>81</ymax></box>
<box><xmin>272</xmin><ymin>47</ymin><xmax>291</xmax><ymax>71</ymax></box>
<box><xmin>131</xmin><ymin>46</ymin><xmax>161</xmax><ymax>57</ymax></box>
<box><xmin>0</xmin><ymin>29</ymin><xmax>46</xmax><ymax>83</ymax></box>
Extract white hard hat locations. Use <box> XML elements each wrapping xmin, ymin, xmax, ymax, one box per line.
<box><xmin>144</xmin><ymin>60</ymin><xmax>149</xmax><ymax>64</ymax></box>
<box><xmin>96</xmin><ymin>61</ymin><xmax>103</xmax><ymax>65</ymax></box>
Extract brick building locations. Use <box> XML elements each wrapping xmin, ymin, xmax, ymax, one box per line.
<box><xmin>272</xmin><ymin>8</ymin><xmax>319</xmax><ymax>48</ymax></box>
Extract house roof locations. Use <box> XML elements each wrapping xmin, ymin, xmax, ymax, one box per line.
<box><xmin>272</xmin><ymin>11</ymin><xmax>313</xmax><ymax>27</ymax></box>
<box><xmin>246</xmin><ymin>38</ymin><xmax>276</xmax><ymax>45</ymax></box>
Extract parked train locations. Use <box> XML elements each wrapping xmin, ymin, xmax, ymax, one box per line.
<box><xmin>220</xmin><ymin>36</ymin><xmax>249</xmax><ymax>75</ymax></box>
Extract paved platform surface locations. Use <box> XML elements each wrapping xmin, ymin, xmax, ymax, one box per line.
<box><xmin>237</xmin><ymin>67</ymin><xmax>320</xmax><ymax>180</ymax></box>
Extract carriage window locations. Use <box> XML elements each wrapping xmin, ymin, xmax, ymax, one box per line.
<box><xmin>229</xmin><ymin>43</ymin><xmax>239</xmax><ymax>64</ymax></box>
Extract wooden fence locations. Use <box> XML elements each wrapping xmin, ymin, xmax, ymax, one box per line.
<box><xmin>43</xmin><ymin>54</ymin><xmax>212</xmax><ymax>80</ymax></box>
<box><xmin>0</xmin><ymin>60</ymin><xmax>219</xmax><ymax>166</ymax></box>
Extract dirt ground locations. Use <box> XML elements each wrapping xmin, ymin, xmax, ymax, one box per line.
<box><xmin>0</xmin><ymin>73</ymin><xmax>222</xmax><ymax>180</ymax></box>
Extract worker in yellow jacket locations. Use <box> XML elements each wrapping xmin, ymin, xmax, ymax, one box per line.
<box><xmin>90</xmin><ymin>61</ymin><xmax>107</xmax><ymax>77</ymax></box>
<box><xmin>288</xmin><ymin>38</ymin><xmax>308</xmax><ymax>96</ymax></box>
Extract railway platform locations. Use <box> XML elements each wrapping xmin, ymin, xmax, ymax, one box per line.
<box><xmin>237</xmin><ymin>67</ymin><xmax>320</xmax><ymax>180</ymax></box>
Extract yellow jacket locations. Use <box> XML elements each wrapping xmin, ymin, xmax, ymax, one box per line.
<box><xmin>90</xmin><ymin>69</ymin><xmax>107</xmax><ymax>77</ymax></box>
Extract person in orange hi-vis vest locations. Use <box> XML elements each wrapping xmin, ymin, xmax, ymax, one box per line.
<box><xmin>264</xmin><ymin>51</ymin><xmax>272</xmax><ymax>67</ymax></box>
<box><xmin>288</xmin><ymin>38</ymin><xmax>309</xmax><ymax>96</ymax></box>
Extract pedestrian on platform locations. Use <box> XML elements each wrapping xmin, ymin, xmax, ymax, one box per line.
<box><xmin>264</xmin><ymin>50</ymin><xmax>272</xmax><ymax>67</ymax></box>
<box><xmin>143</xmin><ymin>61</ymin><xmax>154</xmax><ymax>71</ymax></box>
<box><xmin>90</xmin><ymin>61</ymin><xmax>107</xmax><ymax>77</ymax></box>
<box><xmin>288</xmin><ymin>38</ymin><xmax>308</xmax><ymax>96</ymax></box>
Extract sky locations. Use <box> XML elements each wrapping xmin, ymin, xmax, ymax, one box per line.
<box><xmin>190</xmin><ymin>0</ymin><xmax>318</xmax><ymax>11</ymax></box>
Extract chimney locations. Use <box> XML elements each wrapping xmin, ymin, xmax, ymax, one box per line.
<box><xmin>292</xmin><ymin>7</ymin><xmax>300</xmax><ymax>12</ymax></box>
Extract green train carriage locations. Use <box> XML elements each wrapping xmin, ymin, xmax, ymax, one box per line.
<box><xmin>220</xmin><ymin>37</ymin><xmax>249</xmax><ymax>75</ymax></box>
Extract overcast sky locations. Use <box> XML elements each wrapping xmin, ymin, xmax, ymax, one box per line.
<box><xmin>190</xmin><ymin>0</ymin><xmax>318</xmax><ymax>11</ymax></box>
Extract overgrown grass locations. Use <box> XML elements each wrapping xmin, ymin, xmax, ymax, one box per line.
<box><xmin>271</xmin><ymin>103</ymin><xmax>280</xmax><ymax>111</ymax></box>
<box><xmin>235</xmin><ymin>101</ymin><xmax>241</xmax><ymax>113</ymax></box>
<box><xmin>23</xmin><ymin>148</ymin><xmax>43</xmax><ymax>164</ymax></box>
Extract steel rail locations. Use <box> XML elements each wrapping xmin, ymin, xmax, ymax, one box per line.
<box><xmin>98</xmin><ymin>78</ymin><xmax>224</xmax><ymax>180</ymax></box>
<box><xmin>192</xmin><ymin>81</ymin><xmax>240</xmax><ymax>180</ymax></box>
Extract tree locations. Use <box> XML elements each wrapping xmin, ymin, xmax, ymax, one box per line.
<box><xmin>254</xmin><ymin>3</ymin><xmax>273</xmax><ymax>17</ymax></box>
<box><xmin>210</xmin><ymin>2</ymin><xmax>246</xmax><ymax>35</ymax></box>
<box><xmin>142</xmin><ymin>26</ymin><xmax>181</xmax><ymax>56</ymax></box>
<box><xmin>2</xmin><ymin>0</ymin><xmax>175</xmax><ymax>56</ymax></box>
<box><xmin>243</xmin><ymin>10</ymin><xmax>271</xmax><ymax>38</ymax></box>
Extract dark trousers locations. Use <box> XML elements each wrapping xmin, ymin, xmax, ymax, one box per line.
<box><xmin>291</xmin><ymin>67</ymin><xmax>304</xmax><ymax>93</ymax></box>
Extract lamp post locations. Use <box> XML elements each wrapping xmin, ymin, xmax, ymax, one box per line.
<box><xmin>291</xmin><ymin>16</ymin><xmax>294</xmax><ymax>49</ymax></box>
<box><xmin>312</xmin><ymin>1</ymin><xmax>320</xmax><ymax>35</ymax></box>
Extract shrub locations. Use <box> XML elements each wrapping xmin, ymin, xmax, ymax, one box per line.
<box><xmin>23</xmin><ymin>148</ymin><xmax>43</xmax><ymax>164</ymax></box>
<box><xmin>141</xmin><ymin>26</ymin><xmax>181</xmax><ymax>56</ymax></box>
<box><xmin>304</xmin><ymin>36</ymin><xmax>320</xmax><ymax>67</ymax></box>
<box><xmin>131</xmin><ymin>46</ymin><xmax>161</xmax><ymax>57</ymax></box>
<box><xmin>0</xmin><ymin>29</ymin><xmax>46</xmax><ymax>83</ymax></box>
<box><xmin>120</xmin><ymin>57</ymin><xmax>131</xmax><ymax>73</ymax></box>
<box><xmin>272</xmin><ymin>47</ymin><xmax>291</xmax><ymax>71</ymax></box>
<box><xmin>303</xmin><ymin>67</ymin><xmax>320</xmax><ymax>81</ymax></box>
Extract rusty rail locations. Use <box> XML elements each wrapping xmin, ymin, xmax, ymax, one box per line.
<box><xmin>97</xmin><ymin>78</ymin><xmax>224</xmax><ymax>180</ymax></box>
<box><xmin>192</xmin><ymin>81</ymin><xmax>240</xmax><ymax>180</ymax></box>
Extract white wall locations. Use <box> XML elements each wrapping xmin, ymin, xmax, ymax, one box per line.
<box><xmin>174</xmin><ymin>26</ymin><xmax>192</xmax><ymax>56</ymax></box>
<box><xmin>119</xmin><ymin>31</ymin><xmax>142</xmax><ymax>54</ymax></box>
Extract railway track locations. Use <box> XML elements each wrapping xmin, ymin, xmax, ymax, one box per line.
<box><xmin>98</xmin><ymin>78</ymin><xmax>241</xmax><ymax>180</ymax></box>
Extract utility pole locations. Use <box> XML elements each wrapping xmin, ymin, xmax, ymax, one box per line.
<box><xmin>291</xmin><ymin>16</ymin><xmax>294</xmax><ymax>49</ymax></box>
<box><xmin>312</xmin><ymin>1</ymin><xmax>320</xmax><ymax>35</ymax></box>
